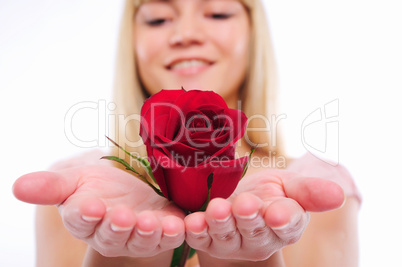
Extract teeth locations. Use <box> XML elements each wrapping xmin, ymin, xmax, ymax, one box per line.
<box><xmin>171</xmin><ymin>59</ymin><xmax>209</xmax><ymax>70</ymax></box>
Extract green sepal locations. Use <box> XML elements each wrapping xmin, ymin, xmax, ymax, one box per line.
<box><xmin>199</xmin><ymin>173</ymin><xmax>214</xmax><ymax>212</ymax></box>
<box><xmin>241</xmin><ymin>145</ymin><xmax>257</xmax><ymax>179</ymax></box>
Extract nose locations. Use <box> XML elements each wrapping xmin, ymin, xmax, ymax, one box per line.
<box><xmin>169</xmin><ymin>14</ymin><xmax>204</xmax><ymax>47</ymax></box>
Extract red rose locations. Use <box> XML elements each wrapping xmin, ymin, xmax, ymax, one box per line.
<box><xmin>140</xmin><ymin>89</ymin><xmax>248</xmax><ymax>211</ymax></box>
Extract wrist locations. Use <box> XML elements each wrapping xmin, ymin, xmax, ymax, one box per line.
<box><xmin>196</xmin><ymin>250</ymin><xmax>285</xmax><ymax>267</ymax></box>
<box><xmin>82</xmin><ymin>247</ymin><xmax>174</xmax><ymax>267</ymax></box>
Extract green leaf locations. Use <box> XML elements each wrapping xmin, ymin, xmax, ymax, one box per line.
<box><xmin>199</xmin><ymin>173</ymin><xmax>214</xmax><ymax>212</ymax></box>
<box><xmin>101</xmin><ymin>155</ymin><xmax>141</xmax><ymax>175</ymax></box>
<box><xmin>101</xmin><ymin>155</ymin><xmax>164</xmax><ymax>197</ymax></box>
<box><xmin>241</xmin><ymin>145</ymin><xmax>257</xmax><ymax>179</ymax></box>
<box><xmin>105</xmin><ymin>136</ymin><xmax>158</xmax><ymax>184</ymax></box>
<box><xmin>129</xmin><ymin>153</ymin><xmax>158</xmax><ymax>185</ymax></box>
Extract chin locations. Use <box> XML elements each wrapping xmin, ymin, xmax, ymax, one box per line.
<box><xmin>171</xmin><ymin>81</ymin><xmax>210</xmax><ymax>91</ymax></box>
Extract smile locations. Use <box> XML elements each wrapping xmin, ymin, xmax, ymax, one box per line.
<box><xmin>167</xmin><ymin>59</ymin><xmax>213</xmax><ymax>75</ymax></box>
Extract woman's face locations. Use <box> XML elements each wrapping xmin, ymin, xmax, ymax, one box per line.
<box><xmin>134</xmin><ymin>0</ymin><xmax>250</xmax><ymax>107</ymax></box>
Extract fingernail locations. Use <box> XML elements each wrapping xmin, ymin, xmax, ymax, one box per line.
<box><xmin>82</xmin><ymin>215</ymin><xmax>102</xmax><ymax>222</ymax></box>
<box><xmin>237</xmin><ymin>211</ymin><xmax>258</xmax><ymax>220</ymax></box>
<box><xmin>340</xmin><ymin>194</ymin><xmax>347</xmax><ymax>208</ymax></box>
<box><xmin>137</xmin><ymin>228</ymin><xmax>155</xmax><ymax>236</ymax></box>
<box><xmin>270</xmin><ymin>222</ymin><xmax>290</xmax><ymax>231</ymax></box>
<box><xmin>271</xmin><ymin>213</ymin><xmax>300</xmax><ymax>231</ymax></box>
<box><xmin>190</xmin><ymin>227</ymin><xmax>207</xmax><ymax>236</ymax></box>
<box><xmin>111</xmin><ymin>223</ymin><xmax>132</xmax><ymax>232</ymax></box>
<box><xmin>163</xmin><ymin>232</ymin><xmax>179</xmax><ymax>238</ymax></box>
<box><xmin>215</xmin><ymin>214</ymin><xmax>231</xmax><ymax>223</ymax></box>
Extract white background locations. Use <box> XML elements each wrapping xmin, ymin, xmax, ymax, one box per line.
<box><xmin>1</xmin><ymin>0</ymin><xmax>401</xmax><ymax>266</ymax></box>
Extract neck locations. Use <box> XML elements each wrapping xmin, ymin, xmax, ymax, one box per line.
<box><xmin>225</xmin><ymin>93</ymin><xmax>240</xmax><ymax>110</ymax></box>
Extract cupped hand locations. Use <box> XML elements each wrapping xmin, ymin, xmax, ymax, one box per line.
<box><xmin>184</xmin><ymin>169</ymin><xmax>345</xmax><ymax>261</ymax></box>
<box><xmin>13</xmin><ymin>164</ymin><xmax>186</xmax><ymax>258</ymax></box>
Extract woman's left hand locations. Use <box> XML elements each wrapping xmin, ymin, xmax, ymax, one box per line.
<box><xmin>184</xmin><ymin>169</ymin><xmax>345</xmax><ymax>262</ymax></box>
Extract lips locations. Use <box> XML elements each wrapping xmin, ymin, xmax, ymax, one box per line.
<box><xmin>166</xmin><ymin>58</ymin><xmax>213</xmax><ymax>75</ymax></box>
<box><xmin>169</xmin><ymin>59</ymin><xmax>210</xmax><ymax>69</ymax></box>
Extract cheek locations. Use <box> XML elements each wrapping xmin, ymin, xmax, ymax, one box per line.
<box><xmin>212</xmin><ymin>21</ymin><xmax>249</xmax><ymax>65</ymax></box>
<box><xmin>135</xmin><ymin>33</ymin><xmax>155</xmax><ymax>65</ymax></box>
<box><xmin>217</xmin><ymin>26</ymin><xmax>249</xmax><ymax>84</ymax></box>
<box><xmin>227</xmin><ymin>26</ymin><xmax>249</xmax><ymax>63</ymax></box>
<box><xmin>213</xmin><ymin>23</ymin><xmax>249</xmax><ymax>99</ymax></box>
<box><xmin>134</xmin><ymin>28</ymin><xmax>167</xmax><ymax>94</ymax></box>
<box><xmin>134</xmin><ymin>27</ymin><xmax>168</xmax><ymax>68</ymax></box>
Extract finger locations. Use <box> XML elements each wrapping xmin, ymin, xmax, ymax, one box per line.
<box><xmin>127</xmin><ymin>211</ymin><xmax>163</xmax><ymax>256</ymax></box>
<box><xmin>232</xmin><ymin>193</ymin><xmax>267</xmax><ymax>240</ymax></box>
<box><xmin>80</xmin><ymin>197</ymin><xmax>107</xmax><ymax>220</ymax></box>
<box><xmin>93</xmin><ymin>206</ymin><xmax>136</xmax><ymax>257</ymax></box>
<box><xmin>61</xmin><ymin>197</ymin><xmax>106</xmax><ymax>239</ymax></box>
<box><xmin>264</xmin><ymin>198</ymin><xmax>309</xmax><ymax>244</ymax></box>
<box><xmin>204</xmin><ymin>198</ymin><xmax>241</xmax><ymax>255</ymax></box>
<box><xmin>13</xmin><ymin>171</ymin><xmax>79</xmax><ymax>205</ymax></box>
<box><xmin>232</xmin><ymin>193</ymin><xmax>275</xmax><ymax>260</ymax></box>
<box><xmin>282</xmin><ymin>175</ymin><xmax>345</xmax><ymax>212</ymax></box>
<box><xmin>159</xmin><ymin>215</ymin><xmax>185</xmax><ymax>250</ymax></box>
<box><xmin>185</xmin><ymin>212</ymin><xmax>211</xmax><ymax>250</ymax></box>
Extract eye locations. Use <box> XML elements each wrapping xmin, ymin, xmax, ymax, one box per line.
<box><xmin>208</xmin><ymin>13</ymin><xmax>232</xmax><ymax>20</ymax></box>
<box><xmin>146</xmin><ymin>18</ymin><xmax>168</xmax><ymax>26</ymax></box>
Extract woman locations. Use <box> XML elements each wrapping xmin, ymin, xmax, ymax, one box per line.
<box><xmin>13</xmin><ymin>0</ymin><xmax>361</xmax><ymax>266</ymax></box>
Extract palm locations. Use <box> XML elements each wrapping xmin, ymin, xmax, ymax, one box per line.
<box><xmin>184</xmin><ymin>169</ymin><xmax>345</xmax><ymax>261</ymax></box>
<box><xmin>65</xmin><ymin>165</ymin><xmax>166</xmax><ymax>210</ymax></box>
<box><xmin>230</xmin><ymin>170</ymin><xmax>287</xmax><ymax>202</ymax></box>
<box><xmin>14</xmin><ymin>164</ymin><xmax>186</xmax><ymax>258</ymax></box>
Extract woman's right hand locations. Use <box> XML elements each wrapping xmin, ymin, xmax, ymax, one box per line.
<box><xmin>13</xmin><ymin>162</ymin><xmax>186</xmax><ymax>259</ymax></box>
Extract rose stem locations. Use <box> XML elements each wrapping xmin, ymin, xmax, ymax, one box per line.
<box><xmin>178</xmin><ymin>241</ymin><xmax>191</xmax><ymax>267</ymax></box>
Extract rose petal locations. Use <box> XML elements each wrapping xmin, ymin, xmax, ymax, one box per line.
<box><xmin>165</xmin><ymin>91</ymin><xmax>228</xmax><ymax>139</ymax></box>
<box><xmin>145</xmin><ymin>114</ymin><xmax>170</xmax><ymax>145</ymax></box>
<box><xmin>141</xmin><ymin>89</ymin><xmax>186</xmax><ymax>117</ymax></box>
<box><xmin>181</xmin><ymin>133</ymin><xmax>232</xmax><ymax>158</ymax></box>
<box><xmin>152</xmin><ymin>134</ymin><xmax>206</xmax><ymax>167</ymax></box>
<box><xmin>140</xmin><ymin>89</ymin><xmax>186</xmax><ymax>140</ymax></box>
<box><xmin>175</xmin><ymin>109</ymin><xmax>232</xmax><ymax>156</ymax></box>
<box><xmin>206</xmin><ymin>108</ymin><xmax>247</xmax><ymax>161</ymax></box>
<box><xmin>185</xmin><ymin>111</ymin><xmax>213</xmax><ymax>131</ymax></box>
<box><xmin>175</xmin><ymin>91</ymin><xmax>228</xmax><ymax>114</ymax></box>
<box><xmin>161</xmin><ymin>156</ymin><xmax>248</xmax><ymax>211</ymax></box>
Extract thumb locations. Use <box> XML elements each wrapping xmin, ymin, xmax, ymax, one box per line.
<box><xmin>13</xmin><ymin>170</ymin><xmax>78</xmax><ymax>205</ymax></box>
<box><xmin>282</xmin><ymin>174</ymin><xmax>345</xmax><ymax>212</ymax></box>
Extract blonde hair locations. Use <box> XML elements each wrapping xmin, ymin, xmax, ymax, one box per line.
<box><xmin>112</xmin><ymin>0</ymin><xmax>284</xmax><ymax>163</ymax></box>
